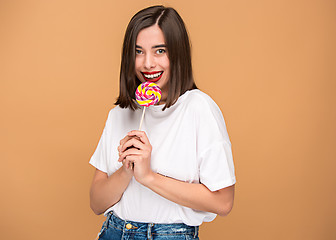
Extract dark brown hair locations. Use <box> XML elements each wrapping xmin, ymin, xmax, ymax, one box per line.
<box><xmin>115</xmin><ymin>5</ymin><xmax>197</xmax><ymax>110</ymax></box>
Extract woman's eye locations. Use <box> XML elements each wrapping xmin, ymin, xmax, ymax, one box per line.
<box><xmin>156</xmin><ymin>49</ymin><xmax>166</xmax><ymax>54</ymax></box>
<box><xmin>135</xmin><ymin>49</ymin><xmax>142</xmax><ymax>54</ymax></box>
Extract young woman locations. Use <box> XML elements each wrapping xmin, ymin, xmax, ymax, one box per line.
<box><xmin>89</xmin><ymin>5</ymin><xmax>236</xmax><ymax>240</ymax></box>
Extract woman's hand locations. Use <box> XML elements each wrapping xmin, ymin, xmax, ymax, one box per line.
<box><xmin>118</xmin><ymin>131</ymin><xmax>154</xmax><ymax>185</ymax></box>
<box><xmin>117</xmin><ymin>135</ymin><xmax>139</xmax><ymax>177</ymax></box>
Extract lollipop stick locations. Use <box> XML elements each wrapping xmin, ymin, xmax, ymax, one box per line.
<box><xmin>130</xmin><ymin>106</ymin><xmax>146</xmax><ymax>170</ymax></box>
<box><xmin>138</xmin><ymin>106</ymin><xmax>146</xmax><ymax>130</ymax></box>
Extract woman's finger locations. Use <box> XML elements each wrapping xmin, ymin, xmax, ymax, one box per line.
<box><xmin>124</xmin><ymin>157</ymin><xmax>132</xmax><ymax>169</ymax></box>
<box><xmin>124</xmin><ymin>155</ymin><xmax>141</xmax><ymax>169</ymax></box>
<box><xmin>118</xmin><ymin>147</ymin><xmax>142</xmax><ymax>162</ymax></box>
<box><xmin>120</xmin><ymin>137</ymin><xmax>144</xmax><ymax>152</ymax></box>
<box><xmin>127</xmin><ymin>130</ymin><xmax>150</xmax><ymax>145</ymax></box>
<box><xmin>119</xmin><ymin>135</ymin><xmax>133</xmax><ymax>146</ymax></box>
<box><xmin>119</xmin><ymin>136</ymin><xmax>141</xmax><ymax>153</ymax></box>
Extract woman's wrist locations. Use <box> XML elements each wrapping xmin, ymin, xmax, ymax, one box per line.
<box><xmin>119</xmin><ymin>165</ymin><xmax>133</xmax><ymax>180</ymax></box>
<box><xmin>140</xmin><ymin>170</ymin><xmax>156</xmax><ymax>188</ymax></box>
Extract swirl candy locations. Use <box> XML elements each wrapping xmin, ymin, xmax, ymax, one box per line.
<box><xmin>135</xmin><ymin>82</ymin><xmax>162</xmax><ymax>107</ymax></box>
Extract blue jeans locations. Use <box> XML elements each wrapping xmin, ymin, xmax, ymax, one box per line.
<box><xmin>97</xmin><ymin>211</ymin><xmax>200</xmax><ymax>240</ymax></box>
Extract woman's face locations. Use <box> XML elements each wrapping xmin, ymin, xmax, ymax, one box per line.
<box><xmin>135</xmin><ymin>24</ymin><xmax>170</xmax><ymax>103</ymax></box>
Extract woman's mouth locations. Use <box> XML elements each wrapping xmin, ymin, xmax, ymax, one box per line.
<box><xmin>141</xmin><ymin>71</ymin><xmax>163</xmax><ymax>82</ymax></box>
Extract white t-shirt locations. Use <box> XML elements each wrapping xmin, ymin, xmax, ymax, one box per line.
<box><xmin>89</xmin><ymin>89</ymin><xmax>236</xmax><ymax>226</ymax></box>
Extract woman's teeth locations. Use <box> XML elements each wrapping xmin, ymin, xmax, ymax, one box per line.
<box><xmin>143</xmin><ymin>72</ymin><xmax>162</xmax><ymax>79</ymax></box>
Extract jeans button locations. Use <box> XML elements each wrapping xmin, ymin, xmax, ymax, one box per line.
<box><xmin>126</xmin><ymin>223</ymin><xmax>133</xmax><ymax>229</ymax></box>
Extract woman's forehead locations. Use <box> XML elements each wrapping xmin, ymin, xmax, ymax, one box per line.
<box><xmin>136</xmin><ymin>25</ymin><xmax>166</xmax><ymax>47</ymax></box>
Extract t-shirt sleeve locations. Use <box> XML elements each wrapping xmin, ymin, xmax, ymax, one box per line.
<box><xmin>89</xmin><ymin>111</ymin><xmax>113</xmax><ymax>173</ymax></box>
<box><xmin>196</xmin><ymin>95</ymin><xmax>236</xmax><ymax>192</ymax></box>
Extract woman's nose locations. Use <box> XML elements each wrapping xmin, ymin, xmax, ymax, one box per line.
<box><xmin>144</xmin><ymin>54</ymin><xmax>155</xmax><ymax>69</ymax></box>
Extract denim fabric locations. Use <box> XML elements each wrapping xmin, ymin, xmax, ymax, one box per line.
<box><xmin>97</xmin><ymin>211</ymin><xmax>199</xmax><ymax>240</ymax></box>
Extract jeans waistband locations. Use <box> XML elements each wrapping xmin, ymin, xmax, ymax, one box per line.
<box><xmin>104</xmin><ymin>211</ymin><xmax>199</xmax><ymax>238</ymax></box>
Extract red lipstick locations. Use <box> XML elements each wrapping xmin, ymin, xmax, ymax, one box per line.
<box><xmin>141</xmin><ymin>71</ymin><xmax>163</xmax><ymax>82</ymax></box>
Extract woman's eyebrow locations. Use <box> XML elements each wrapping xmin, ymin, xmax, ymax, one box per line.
<box><xmin>135</xmin><ymin>44</ymin><xmax>166</xmax><ymax>49</ymax></box>
<box><xmin>152</xmin><ymin>44</ymin><xmax>166</xmax><ymax>48</ymax></box>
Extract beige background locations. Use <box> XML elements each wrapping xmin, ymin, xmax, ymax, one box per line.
<box><xmin>1</xmin><ymin>0</ymin><xmax>335</xmax><ymax>239</ymax></box>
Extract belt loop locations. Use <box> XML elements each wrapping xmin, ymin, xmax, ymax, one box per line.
<box><xmin>194</xmin><ymin>226</ymin><xmax>198</xmax><ymax>238</ymax></box>
<box><xmin>147</xmin><ymin>223</ymin><xmax>154</xmax><ymax>240</ymax></box>
<box><xmin>103</xmin><ymin>211</ymin><xmax>112</xmax><ymax>228</ymax></box>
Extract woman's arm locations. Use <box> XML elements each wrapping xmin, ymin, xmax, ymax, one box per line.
<box><xmin>142</xmin><ymin>173</ymin><xmax>234</xmax><ymax>216</ymax></box>
<box><xmin>119</xmin><ymin>130</ymin><xmax>235</xmax><ymax>216</ymax></box>
<box><xmin>89</xmin><ymin>166</ymin><xmax>133</xmax><ymax>215</ymax></box>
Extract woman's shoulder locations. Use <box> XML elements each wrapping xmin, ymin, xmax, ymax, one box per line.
<box><xmin>103</xmin><ymin>105</ymin><xmax>134</xmax><ymax>123</ymax></box>
<box><xmin>108</xmin><ymin>105</ymin><xmax>122</xmax><ymax>113</ymax></box>
<box><xmin>183</xmin><ymin>89</ymin><xmax>220</xmax><ymax>111</ymax></box>
<box><xmin>108</xmin><ymin>105</ymin><xmax>134</xmax><ymax>115</ymax></box>
<box><xmin>182</xmin><ymin>89</ymin><xmax>225</xmax><ymax>124</ymax></box>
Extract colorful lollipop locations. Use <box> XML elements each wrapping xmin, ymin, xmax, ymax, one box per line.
<box><xmin>135</xmin><ymin>82</ymin><xmax>161</xmax><ymax>130</ymax></box>
<box><xmin>135</xmin><ymin>82</ymin><xmax>161</xmax><ymax>107</ymax></box>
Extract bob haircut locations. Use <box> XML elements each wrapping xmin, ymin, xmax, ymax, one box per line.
<box><xmin>115</xmin><ymin>5</ymin><xmax>197</xmax><ymax>110</ymax></box>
